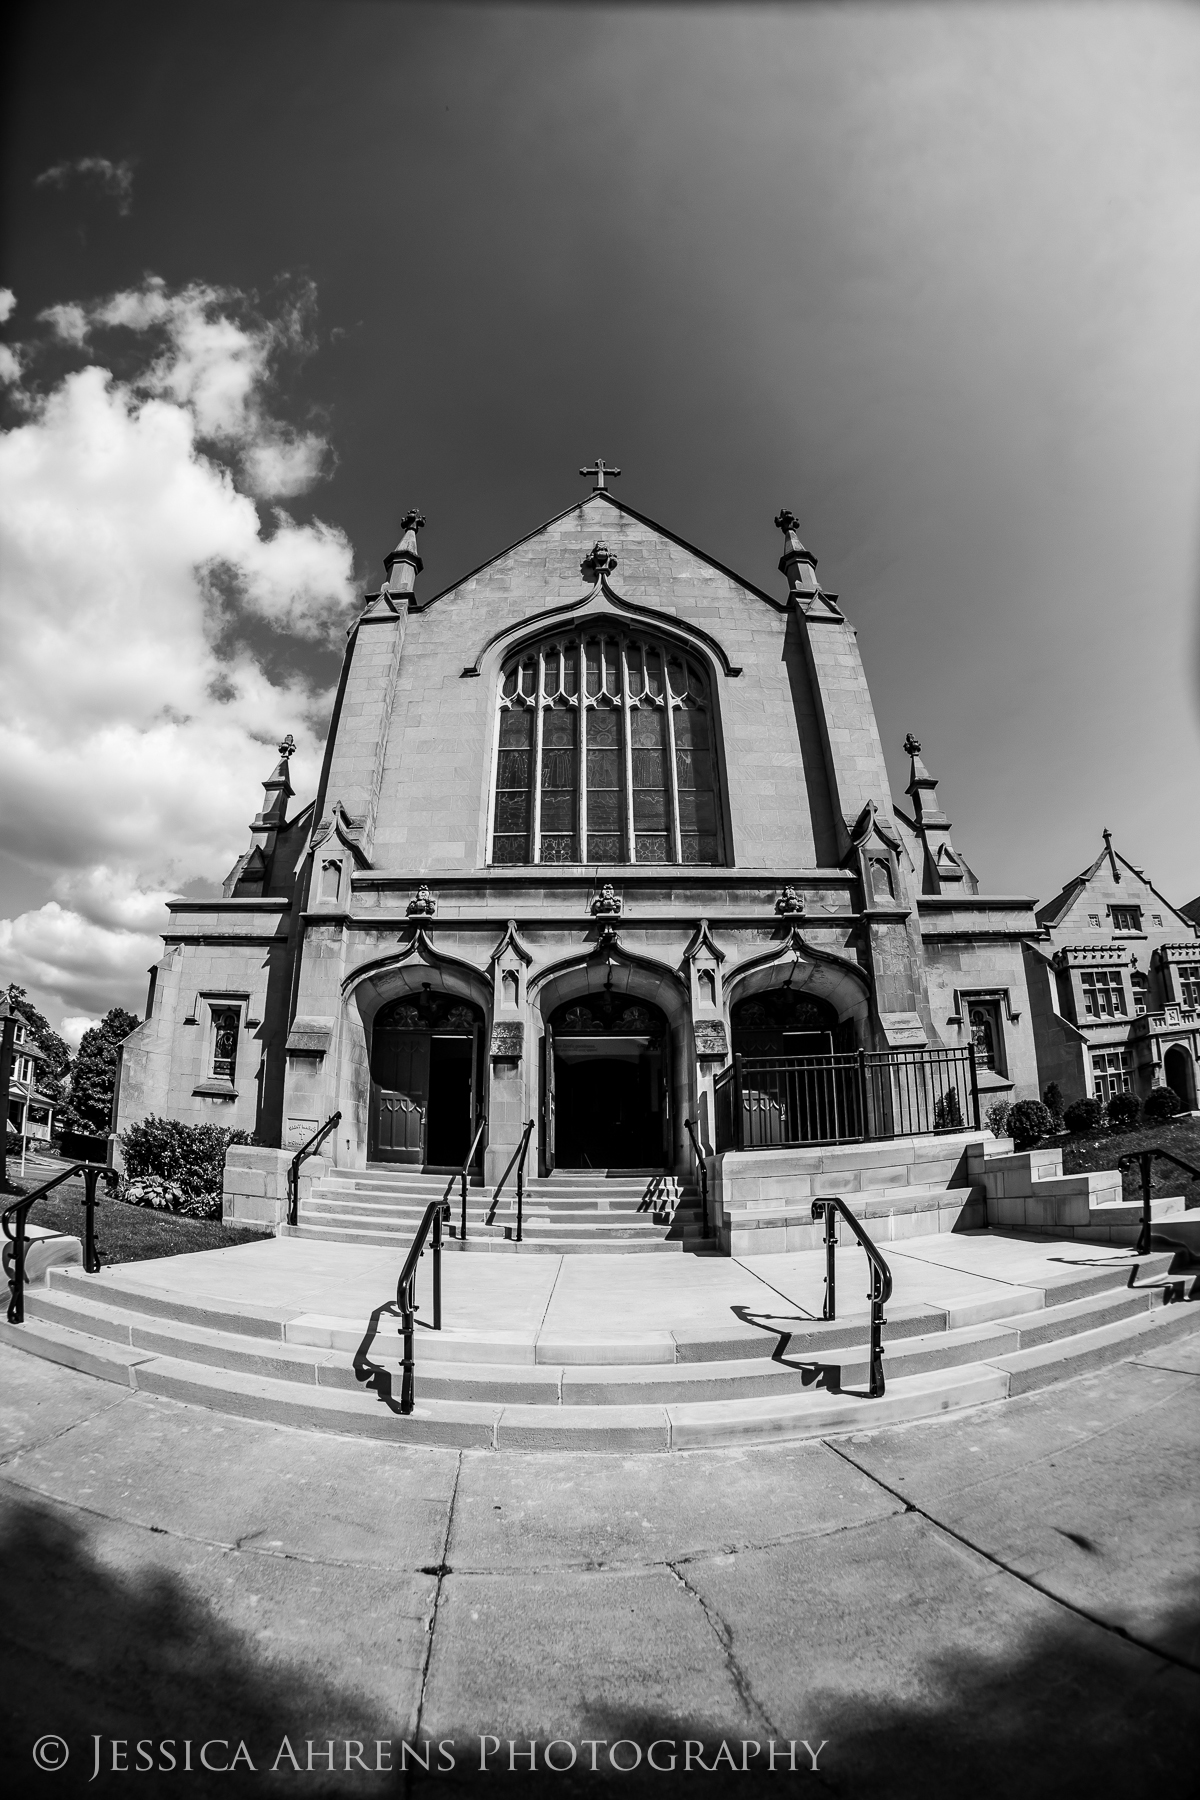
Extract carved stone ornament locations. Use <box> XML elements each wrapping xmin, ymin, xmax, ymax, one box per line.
<box><xmin>581</xmin><ymin>540</ymin><xmax>618</xmax><ymax>582</ymax></box>
<box><xmin>277</xmin><ymin>733</ymin><xmax>297</xmax><ymax>760</ymax></box>
<box><xmin>774</xmin><ymin>509</ymin><xmax>801</xmax><ymax>536</ymax></box>
<box><xmin>489</xmin><ymin>1021</ymin><xmax>524</xmax><ymax>1060</ymax></box>
<box><xmin>399</xmin><ymin>508</ymin><xmax>426</xmax><ymax>533</ymax></box>
<box><xmin>406</xmin><ymin>884</ymin><xmax>437</xmax><ymax>917</ymax></box>
<box><xmin>693</xmin><ymin>1019</ymin><xmax>729</xmax><ymax>1060</ymax></box>
<box><xmin>590</xmin><ymin>883</ymin><xmax>622</xmax><ymax>916</ymax></box>
<box><xmin>774</xmin><ymin>885</ymin><xmax>805</xmax><ymax>916</ymax></box>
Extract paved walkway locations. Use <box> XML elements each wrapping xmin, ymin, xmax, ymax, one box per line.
<box><xmin>60</xmin><ymin>1229</ymin><xmax>1151</xmax><ymax>1350</ymax></box>
<box><xmin>0</xmin><ymin>1314</ymin><xmax>1195</xmax><ymax>1796</ymax></box>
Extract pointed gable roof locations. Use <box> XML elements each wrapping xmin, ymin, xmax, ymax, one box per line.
<box><xmin>417</xmin><ymin>490</ymin><xmax>786</xmax><ymax>613</ymax></box>
<box><xmin>1036</xmin><ymin>836</ymin><xmax>1199</xmax><ymax>934</ymax></box>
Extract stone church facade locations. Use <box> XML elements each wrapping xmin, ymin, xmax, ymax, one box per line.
<box><xmin>116</xmin><ymin>479</ymin><xmax>1041</xmax><ymax>1218</ymax></box>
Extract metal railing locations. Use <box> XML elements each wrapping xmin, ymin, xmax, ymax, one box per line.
<box><xmin>811</xmin><ymin>1197</ymin><xmax>893</xmax><ymax>1398</ymax></box>
<box><xmin>1118</xmin><ymin>1146</ymin><xmax>1200</xmax><ymax>1257</ymax></box>
<box><xmin>2</xmin><ymin>1162</ymin><xmax>117</xmax><ymax>1324</ymax></box>
<box><xmin>684</xmin><ymin>1116</ymin><xmax>710</xmax><ymax>1236</ymax></box>
<box><xmin>443</xmin><ymin>1116</ymin><xmax>487</xmax><ymax>1243</ymax></box>
<box><xmin>484</xmin><ymin>1119</ymin><xmax>535</xmax><ymax>1243</ymax></box>
<box><xmin>286</xmin><ymin>1111</ymin><xmax>341</xmax><ymax>1227</ymax></box>
<box><xmin>714</xmin><ymin>1046</ymin><xmax>979</xmax><ymax>1152</ymax></box>
<box><xmin>396</xmin><ymin>1197</ymin><xmax>450</xmax><ymax>1414</ymax></box>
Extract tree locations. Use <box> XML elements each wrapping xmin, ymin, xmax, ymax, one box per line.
<box><xmin>5</xmin><ymin>984</ymin><xmax>72</xmax><ymax>1112</ymax></box>
<box><xmin>65</xmin><ymin>1007</ymin><xmax>140</xmax><ymax>1135</ymax></box>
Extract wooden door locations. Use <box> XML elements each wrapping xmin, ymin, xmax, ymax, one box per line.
<box><xmin>370</xmin><ymin>1029</ymin><xmax>430</xmax><ymax>1163</ymax></box>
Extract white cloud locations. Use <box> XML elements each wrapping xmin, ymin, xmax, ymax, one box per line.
<box><xmin>60</xmin><ymin>1015</ymin><xmax>102</xmax><ymax>1052</ymax></box>
<box><xmin>0</xmin><ymin>276</ymin><xmax>357</xmax><ymax>1025</ymax></box>
<box><xmin>0</xmin><ymin>289</ymin><xmax>15</xmax><ymax>324</ymax></box>
<box><xmin>34</xmin><ymin>156</ymin><xmax>135</xmax><ymax>215</ymax></box>
<box><xmin>0</xmin><ymin>345</ymin><xmax>21</xmax><ymax>386</ymax></box>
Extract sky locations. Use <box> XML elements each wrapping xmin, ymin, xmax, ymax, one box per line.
<box><xmin>2</xmin><ymin>0</ymin><xmax>1198</xmax><ymax>1042</ymax></box>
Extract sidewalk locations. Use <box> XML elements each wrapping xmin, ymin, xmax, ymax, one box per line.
<box><xmin>0</xmin><ymin>1325</ymin><xmax>1195</xmax><ymax>1797</ymax></box>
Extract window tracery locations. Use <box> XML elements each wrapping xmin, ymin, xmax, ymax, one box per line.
<box><xmin>491</xmin><ymin>630</ymin><xmax>724</xmax><ymax>866</ymax></box>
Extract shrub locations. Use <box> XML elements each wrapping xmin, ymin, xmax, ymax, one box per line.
<box><xmin>934</xmin><ymin>1089</ymin><xmax>964</xmax><ymax>1129</ymax></box>
<box><xmin>1143</xmin><ymin>1085</ymin><xmax>1182</xmax><ymax>1123</ymax></box>
<box><xmin>984</xmin><ymin>1100</ymin><xmax>1011</xmax><ymax>1138</ymax></box>
<box><xmin>1106</xmin><ymin>1091</ymin><xmax>1141</xmax><ymax>1133</ymax></box>
<box><xmin>1042</xmin><ymin>1082</ymin><xmax>1065</xmax><ymax>1124</ymax></box>
<box><xmin>1006</xmin><ymin>1099</ymin><xmax>1054</xmax><ymax>1150</ymax></box>
<box><xmin>122</xmin><ymin>1174</ymin><xmax>221</xmax><ymax>1221</ymax></box>
<box><xmin>1063</xmin><ymin>1096</ymin><xmax>1106</xmax><ymax>1135</ymax></box>
<box><xmin>119</xmin><ymin>1116</ymin><xmax>255</xmax><ymax>1213</ymax></box>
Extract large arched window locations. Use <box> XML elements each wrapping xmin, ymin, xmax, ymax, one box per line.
<box><xmin>490</xmin><ymin>629</ymin><xmax>724</xmax><ymax>866</ymax></box>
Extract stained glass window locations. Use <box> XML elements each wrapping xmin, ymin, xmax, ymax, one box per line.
<box><xmin>491</xmin><ymin>630</ymin><xmax>724</xmax><ymax>865</ymax></box>
<box><xmin>211</xmin><ymin>1006</ymin><xmax>240</xmax><ymax>1082</ymax></box>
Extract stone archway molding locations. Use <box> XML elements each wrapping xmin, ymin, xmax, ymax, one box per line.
<box><xmin>725</xmin><ymin>928</ymin><xmax>870</xmax><ymax>1028</ymax></box>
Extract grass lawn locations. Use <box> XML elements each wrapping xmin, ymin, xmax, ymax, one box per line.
<box><xmin>1037</xmin><ymin>1113</ymin><xmax>1200</xmax><ymax>1209</ymax></box>
<box><xmin>2</xmin><ymin>1164</ymin><xmax>272</xmax><ymax>1264</ymax></box>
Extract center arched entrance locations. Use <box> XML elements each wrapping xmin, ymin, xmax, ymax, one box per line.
<box><xmin>368</xmin><ymin>987</ymin><xmax>485</xmax><ymax>1167</ymax></box>
<box><xmin>544</xmin><ymin>993</ymin><xmax>671</xmax><ymax>1171</ymax></box>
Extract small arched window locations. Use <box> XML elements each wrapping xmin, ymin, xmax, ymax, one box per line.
<box><xmin>490</xmin><ymin>629</ymin><xmax>724</xmax><ymax>865</ymax></box>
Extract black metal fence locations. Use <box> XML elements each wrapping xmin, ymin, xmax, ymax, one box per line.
<box><xmin>714</xmin><ymin>1046</ymin><xmax>979</xmax><ymax>1152</ymax></box>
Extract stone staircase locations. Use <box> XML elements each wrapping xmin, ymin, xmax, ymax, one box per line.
<box><xmin>2</xmin><ymin>1242</ymin><xmax>1196</xmax><ymax>1452</ymax></box>
<box><xmin>293</xmin><ymin>1168</ymin><xmax>711</xmax><ymax>1255</ymax></box>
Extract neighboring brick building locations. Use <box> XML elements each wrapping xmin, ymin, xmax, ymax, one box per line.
<box><xmin>1024</xmin><ymin>832</ymin><xmax>1200</xmax><ymax>1111</ymax></box>
<box><xmin>117</xmin><ymin>480</ymin><xmax>1040</xmax><ymax>1208</ymax></box>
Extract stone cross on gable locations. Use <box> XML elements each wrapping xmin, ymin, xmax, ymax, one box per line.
<box><xmin>579</xmin><ymin>457</ymin><xmax>621</xmax><ymax>491</ymax></box>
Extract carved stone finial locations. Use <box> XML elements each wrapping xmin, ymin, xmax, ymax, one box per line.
<box><xmin>590</xmin><ymin>883</ymin><xmax>622</xmax><ymax>917</ymax></box>
<box><xmin>581</xmin><ymin>540</ymin><xmax>618</xmax><ymax>583</ymax></box>
<box><xmin>277</xmin><ymin>733</ymin><xmax>297</xmax><ymax>760</ymax></box>
<box><xmin>400</xmin><ymin>508</ymin><xmax>426</xmax><ymax>534</ymax></box>
<box><xmin>774</xmin><ymin>885</ymin><xmax>805</xmax><ymax>916</ymax></box>
<box><xmin>774</xmin><ymin>509</ymin><xmax>801</xmax><ymax>536</ymax></box>
<box><xmin>406</xmin><ymin>883</ymin><xmax>436</xmax><ymax>917</ymax></box>
<box><xmin>903</xmin><ymin>732</ymin><xmax>921</xmax><ymax>757</ymax></box>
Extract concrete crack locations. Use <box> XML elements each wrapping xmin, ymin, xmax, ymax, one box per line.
<box><xmin>408</xmin><ymin>1449</ymin><xmax>462</xmax><ymax>1791</ymax></box>
<box><xmin>666</xmin><ymin>1559</ymin><xmax>779</xmax><ymax>1737</ymax></box>
<box><xmin>825</xmin><ymin>1440</ymin><xmax>1200</xmax><ymax>1679</ymax></box>
<box><xmin>0</xmin><ymin>1386</ymin><xmax>134</xmax><ymax>1470</ymax></box>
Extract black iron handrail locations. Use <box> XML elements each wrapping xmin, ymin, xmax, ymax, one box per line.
<box><xmin>810</xmin><ymin>1197</ymin><xmax>894</xmax><ymax>1398</ymax></box>
<box><xmin>684</xmin><ymin>1117</ymin><xmax>710</xmax><ymax>1236</ymax></box>
<box><xmin>396</xmin><ymin>1196</ymin><xmax>450</xmax><ymax>1414</ymax></box>
<box><xmin>484</xmin><ymin>1118</ymin><xmax>535</xmax><ymax>1242</ymax></box>
<box><xmin>443</xmin><ymin>1115</ymin><xmax>487</xmax><ymax>1243</ymax></box>
<box><xmin>2</xmin><ymin>1162</ymin><xmax>117</xmax><ymax>1324</ymax></box>
<box><xmin>287</xmin><ymin>1111</ymin><xmax>341</xmax><ymax>1227</ymax></box>
<box><xmin>1118</xmin><ymin>1146</ymin><xmax>1200</xmax><ymax>1257</ymax></box>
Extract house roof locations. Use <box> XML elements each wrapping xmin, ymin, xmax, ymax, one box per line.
<box><xmin>1035</xmin><ymin>837</ymin><xmax>1200</xmax><ymax>933</ymax></box>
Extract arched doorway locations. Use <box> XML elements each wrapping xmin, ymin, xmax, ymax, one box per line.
<box><xmin>368</xmin><ymin>986</ymin><xmax>485</xmax><ymax>1167</ymax></box>
<box><xmin>728</xmin><ymin>987</ymin><xmax>855</xmax><ymax>1147</ymax></box>
<box><xmin>1164</xmin><ymin>1044</ymin><xmax>1197</xmax><ymax>1111</ymax></box>
<box><xmin>545</xmin><ymin>993</ymin><xmax>671</xmax><ymax>1170</ymax></box>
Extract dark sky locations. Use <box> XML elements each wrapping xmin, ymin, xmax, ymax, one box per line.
<box><xmin>3</xmin><ymin>0</ymin><xmax>1199</xmax><ymax>1024</ymax></box>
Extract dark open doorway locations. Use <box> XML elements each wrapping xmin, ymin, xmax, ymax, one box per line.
<box><xmin>544</xmin><ymin>995</ymin><xmax>670</xmax><ymax>1171</ymax></box>
<box><xmin>368</xmin><ymin>987</ymin><xmax>483</xmax><ymax>1168</ymax></box>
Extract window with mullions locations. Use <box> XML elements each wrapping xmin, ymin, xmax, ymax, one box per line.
<box><xmin>1178</xmin><ymin>965</ymin><xmax>1200</xmax><ymax>1009</ymax></box>
<box><xmin>490</xmin><ymin>631</ymin><xmax>724</xmax><ymax>866</ymax></box>
<box><xmin>1080</xmin><ymin>969</ymin><xmax>1127</xmax><ymax>1018</ymax></box>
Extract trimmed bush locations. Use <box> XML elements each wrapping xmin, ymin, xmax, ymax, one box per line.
<box><xmin>119</xmin><ymin>1116</ymin><xmax>255</xmax><ymax>1216</ymax></box>
<box><xmin>984</xmin><ymin>1100</ymin><xmax>1011</xmax><ymax>1138</ymax></box>
<box><xmin>1106</xmin><ymin>1091</ymin><xmax>1141</xmax><ymax>1133</ymax></box>
<box><xmin>1143</xmin><ymin>1085</ymin><xmax>1182</xmax><ymax>1123</ymax></box>
<box><xmin>1063</xmin><ymin>1096</ymin><xmax>1106</xmax><ymax>1136</ymax></box>
<box><xmin>1042</xmin><ymin>1082</ymin><xmax>1065</xmax><ymax>1124</ymax></box>
<box><xmin>1006</xmin><ymin>1099</ymin><xmax>1054</xmax><ymax>1150</ymax></box>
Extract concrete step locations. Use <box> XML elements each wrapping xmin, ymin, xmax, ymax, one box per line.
<box><xmin>3</xmin><ymin>1256</ymin><xmax>1194</xmax><ymax>1447</ymax></box>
